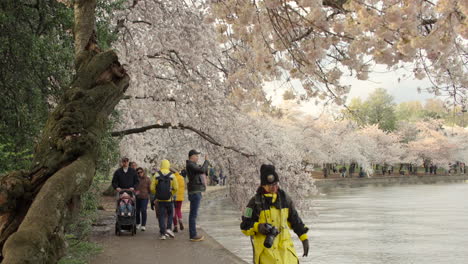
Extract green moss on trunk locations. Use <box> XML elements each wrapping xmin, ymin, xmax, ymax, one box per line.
<box><xmin>0</xmin><ymin>48</ymin><xmax>128</xmax><ymax>263</ymax></box>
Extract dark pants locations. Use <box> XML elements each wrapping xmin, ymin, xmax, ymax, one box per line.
<box><xmin>157</xmin><ymin>201</ymin><xmax>173</xmax><ymax>235</ymax></box>
<box><xmin>188</xmin><ymin>192</ymin><xmax>202</xmax><ymax>239</ymax></box>
<box><xmin>136</xmin><ymin>198</ymin><xmax>148</xmax><ymax>226</ymax></box>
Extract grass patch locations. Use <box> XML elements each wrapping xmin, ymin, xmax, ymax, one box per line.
<box><xmin>58</xmin><ymin>179</ymin><xmax>103</xmax><ymax>264</ymax></box>
<box><xmin>58</xmin><ymin>234</ymin><xmax>102</xmax><ymax>264</ymax></box>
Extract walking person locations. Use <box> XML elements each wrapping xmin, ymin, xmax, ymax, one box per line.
<box><xmin>135</xmin><ymin>167</ymin><xmax>151</xmax><ymax>231</ymax></box>
<box><xmin>186</xmin><ymin>149</ymin><xmax>209</xmax><ymax>241</ymax></box>
<box><xmin>172</xmin><ymin>169</ymin><xmax>185</xmax><ymax>232</ymax></box>
<box><xmin>219</xmin><ymin>168</ymin><xmax>226</xmax><ymax>186</ymax></box>
<box><xmin>151</xmin><ymin>160</ymin><xmax>178</xmax><ymax>240</ymax></box>
<box><xmin>209</xmin><ymin>166</ymin><xmax>216</xmax><ymax>186</ymax></box>
<box><xmin>241</xmin><ymin>164</ymin><xmax>309</xmax><ymax>264</ymax></box>
<box><xmin>339</xmin><ymin>166</ymin><xmax>347</xmax><ymax>178</ymax></box>
<box><xmin>112</xmin><ymin>157</ymin><xmax>139</xmax><ymax>193</ymax></box>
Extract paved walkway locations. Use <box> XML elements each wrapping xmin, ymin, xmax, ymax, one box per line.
<box><xmin>90</xmin><ymin>187</ymin><xmax>246</xmax><ymax>264</ymax></box>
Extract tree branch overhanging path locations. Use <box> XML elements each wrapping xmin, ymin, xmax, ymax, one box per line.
<box><xmin>111</xmin><ymin>123</ymin><xmax>255</xmax><ymax>158</ymax></box>
<box><xmin>0</xmin><ymin>0</ymin><xmax>129</xmax><ymax>263</ymax></box>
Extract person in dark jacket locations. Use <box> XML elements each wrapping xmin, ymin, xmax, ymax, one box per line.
<box><xmin>240</xmin><ymin>164</ymin><xmax>309</xmax><ymax>264</ymax></box>
<box><xmin>185</xmin><ymin>149</ymin><xmax>209</xmax><ymax>241</ymax></box>
<box><xmin>112</xmin><ymin>157</ymin><xmax>139</xmax><ymax>192</ymax></box>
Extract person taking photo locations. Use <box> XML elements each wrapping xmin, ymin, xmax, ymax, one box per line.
<box><xmin>240</xmin><ymin>164</ymin><xmax>309</xmax><ymax>264</ymax></box>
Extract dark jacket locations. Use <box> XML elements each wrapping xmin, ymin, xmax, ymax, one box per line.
<box><xmin>112</xmin><ymin>167</ymin><xmax>139</xmax><ymax>189</ymax></box>
<box><xmin>186</xmin><ymin>160</ymin><xmax>209</xmax><ymax>194</ymax></box>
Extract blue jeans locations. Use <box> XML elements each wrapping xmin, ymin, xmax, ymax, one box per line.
<box><xmin>157</xmin><ymin>201</ymin><xmax>173</xmax><ymax>235</ymax></box>
<box><xmin>188</xmin><ymin>192</ymin><xmax>202</xmax><ymax>238</ymax></box>
<box><xmin>136</xmin><ymin>198</ymin><xmax>148</xmax><ymax>226</ymax></box>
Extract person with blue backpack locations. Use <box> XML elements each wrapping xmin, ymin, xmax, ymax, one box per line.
<box><xmin>151</xmin><ymin>159</ymin><xmax>178</xmax><ymax>240</ymax></box>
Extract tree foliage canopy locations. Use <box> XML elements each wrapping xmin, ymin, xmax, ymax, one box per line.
<box><xmin>0</xmin><ymin>0</ymin><xmax>74</xmax><ymax>172</ymax></box>
<box><xmin>0</xmin><ymin>0</ymin><xmax>124</xmax><ymax>174</ymax></box>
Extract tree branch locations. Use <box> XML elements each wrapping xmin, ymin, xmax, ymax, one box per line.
<box><xmin>132</xmin><ymin>20</ymin><xmax>152</xmax><ymax>26</ymax></box>
<box><xmin>73</xmin><ymin>0</ymin><xmax>97</xmax><ymax>56</ymax></box>
<box><xmin>111</xmin><ymin>123</ymin><xmax>255</xmax><ymax>157</ymax></box>
<box><xmin>322</xmin><ymin>0</ymin><xmax>348</xmax><ymax>10</ymax></box>
<box><xmin>122</xmin><ymin>95</ymin><xmax>176</xmax><ymax>102</ymax></box>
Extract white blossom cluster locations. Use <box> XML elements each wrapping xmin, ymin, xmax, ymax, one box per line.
<box><xmin>283</xmin><ymin>112</ymin><xmax>468</xmax><ymax>175</ymax></box>
<box><xmin>209</xmin><ymin>0</ymin><xmax>467</xmax><ymax>105</ymax></box>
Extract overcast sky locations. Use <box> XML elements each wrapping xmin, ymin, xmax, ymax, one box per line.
<box><xmin>264</xmin><ymin>64</ymin><xmax>439</xmax><ymax>116</ymax></box>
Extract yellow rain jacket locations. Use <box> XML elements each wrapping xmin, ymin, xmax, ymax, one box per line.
<box><xmin>241</xmin><ymin>188</ymin><xmax>308</xmax><ymax>264</ymax></box>
<box><xmin>151</xmin><ymin>160</ymin><xmax>178</xmax><ymax>202</ymax></box>
<box><xmin>174</xmin><ymin>172</ymin><xmax>185</xmax><ymax>201</ymax></box>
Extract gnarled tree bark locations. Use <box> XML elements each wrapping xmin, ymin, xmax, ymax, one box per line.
<box><xmin>0</xmin><ymin>1</ymin><xmax>129</xmax><ymax>263</ymax></box>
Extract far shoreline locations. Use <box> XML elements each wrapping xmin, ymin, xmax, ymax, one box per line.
<box><xmin>314</xmin><ymin>174</ymin><xmax>468</xmax><ymax>193</ymax></box>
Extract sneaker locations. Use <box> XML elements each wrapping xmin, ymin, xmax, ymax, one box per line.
<box><xmin>179</xmin><ymin>221</ymin><xmax>184</xmax><ymax>230</ymax></box>
<box><xmin>120</xmin><ymin>212</ymin><xmax>125</xmax><ymax>216</ymax></box>
<box><xmin>165</xmin><ymin>229</ymin><xmax>175</xmax><ymax>238</ymax></box>
<box><xmin>127</xmin><ymin>212</ymin><xmax>131</xmax><ymax>217</ymax></box>
<box><xmin>159</xmin><ymin>234</ymin><xmax>167</xmax><ymax>240</ymax></box>
<box><xmin>190</xmin><ymin>235</ymin><xmax>205</xmax><ymax>242</ymax></box>
<box><xmin>136</xmin><ymin>224</ymin><xmax>141</xmax><ymax>229</ymax></box>
<box><xmin>173</xmin><ymin>226</ymin><xmax>178</xmax><ymax>233</ymax></box>
<box><xmin>141</xmin><ymin>226</ymin><xmax>146</xmax><ymax>231</ymax></box>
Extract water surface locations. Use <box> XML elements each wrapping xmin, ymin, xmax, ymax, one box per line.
<box><xmin>199</xmin><ymin>182</ymin><xmax>468</xmax><ymax>264</ymax></box>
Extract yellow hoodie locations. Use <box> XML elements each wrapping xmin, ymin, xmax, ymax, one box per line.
<box><xmin>174</xmin><ymin>172</ymin><xmax>185</xmax><ymax>201</ymax></box>
<box><xmin>150</xmin><ymin>160</ymin><xmax>178</xmax><ymax>202</ymax></box>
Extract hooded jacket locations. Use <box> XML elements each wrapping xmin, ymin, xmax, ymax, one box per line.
<box><xmin>174</xmin><ymin>172</ymin><xmax>185</xmax><ymax>201</ymax></box>
<box><xmin>186</xmin><ymin>159</ymin><xmax>209</xmax><ymax>194</ymax></box>
<box><xmin>150</xmin><ymin>160</ymin><xmax>178</xmax><ymax>202</ymax></box>
<box><xmin>240</xmin><ymin>187</ymin><xmax>308</xmax><ymax>264</ymax></box>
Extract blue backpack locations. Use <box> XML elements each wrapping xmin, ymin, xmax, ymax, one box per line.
<box><xmin>155</xmin><ymin>171</ymin><xmax>173</xmax><ymax>200</ymax></box>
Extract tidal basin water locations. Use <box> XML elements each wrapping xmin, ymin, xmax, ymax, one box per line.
<box><xmin>199</xmin><ymin>182</ymin><xmax>468</xmax><ymax>264</ymax></box>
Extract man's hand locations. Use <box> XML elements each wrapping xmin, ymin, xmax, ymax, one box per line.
<box><xmin>302</xmin><ymin>239</ymin><xmax>309</xmax><ymax>257</ymax></box>
<box><xmin>116</xmin><ymin>188</ymin><xmax>122</xmax><ymax>192</ymax></box>
<box><xmin>257</xmin><ymin>223</ymin><xmax>270</xmax><ymax>235</ymax></box>
<box><xmin>205</xmin><ymin>154</ymin><xmax>209</xmax><ymax>161</ymax></box>
<box><xmin>129</xmin><ymin>187</ymin><xmax>134</xmax><ymax>191</ymax></box>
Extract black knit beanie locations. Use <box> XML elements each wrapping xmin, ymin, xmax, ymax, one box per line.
<box><xmin>260</xmin><ymin>164</ymin><xmax>279</xmax><ymax>185</ymax></box>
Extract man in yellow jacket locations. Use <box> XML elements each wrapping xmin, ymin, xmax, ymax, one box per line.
<box><xmin>151</xmin><ymin>160</ymin><xmax>178</xmax><ymax>240</ymax></box>
<box><xmin>240</xmin><ymin>164</ymin><xmax>309</xmax><ymax>264</ymax></box>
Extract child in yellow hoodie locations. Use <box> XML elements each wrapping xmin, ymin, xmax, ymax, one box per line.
<box><xmin>171</xmin><ymin>169</ymin><xmax>185</xmax><ymax>232</ymax></box>
<box><xmin>151</xmin><ymin>160</ymin><xmax>178</xmax><ymax>240</ymax></box>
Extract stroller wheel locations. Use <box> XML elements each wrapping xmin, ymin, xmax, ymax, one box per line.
<box><xmin>132</xmin><ymin>225</ymin><xmax>137</xmax><ymax>235</ymax></box>
<box><xmin>115</xmin><ymin>224</ymin><xmax>121</xmax><ymax>236</ymax></box>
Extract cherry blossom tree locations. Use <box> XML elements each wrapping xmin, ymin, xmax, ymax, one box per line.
<box><xmin>209</xmin><ymin>0</ymin><xmax>467</xmax><ymax>105</ymax></box>
<box><xmin>109</xmin><ymin>0</ymin><xmax>318</xmax><ymax>210</ymax></box>
<box><xmin>109</xmin><ymin>0</ymin><xmax>466</xmax><ymax>207</ymax></box>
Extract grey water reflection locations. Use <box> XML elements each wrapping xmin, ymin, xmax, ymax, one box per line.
<box><xmin>199</xmin><ymin>182</ymin><xmax>468</xmax><ymax>264</ymax></box>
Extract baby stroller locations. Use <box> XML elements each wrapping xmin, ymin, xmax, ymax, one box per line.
<box><xmin>115</xmin><ymin>190</ymin><xmax>137</xmax><ymax>236</ymax></box>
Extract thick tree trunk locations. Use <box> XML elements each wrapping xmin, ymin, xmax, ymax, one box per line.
<box><xmin>0</xmin><ymin>1</ymin><xmax>129</xmax><ymax>263</ymax></box>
